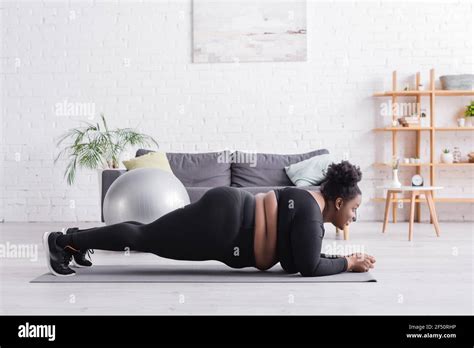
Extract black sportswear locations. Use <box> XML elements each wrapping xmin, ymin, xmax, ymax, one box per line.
<box><xmin>55</xmin><ymin>186</ymin><xmax>348</xmax><ymax>276</ymax></box>
<box><xmin>274</xmin><ymin>187</ymin><xmax>348</xmax><ymax>276</ymax></box>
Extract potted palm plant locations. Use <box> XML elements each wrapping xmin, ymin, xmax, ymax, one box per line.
<box><xmin>54</xmin><ymin>113</ymin><xmax>159</xmax><ymax>186</ymax></box>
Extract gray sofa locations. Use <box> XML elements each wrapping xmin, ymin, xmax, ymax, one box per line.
<box><xmin>100</xmin><ymin>148</ymin><xmax>329</xmax><ymax>223</ymax></box>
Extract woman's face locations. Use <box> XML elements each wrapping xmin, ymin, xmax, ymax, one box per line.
<box><xmin>333</xmin><ymin>194</ymin><xmax>361</xmax><ymax>229</ymax></box>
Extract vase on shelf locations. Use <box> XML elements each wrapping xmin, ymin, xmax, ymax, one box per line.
<box><xmin>390</xmin><ymin>169</ymin><xmax>402</xmax><ymax>188</ymax></box>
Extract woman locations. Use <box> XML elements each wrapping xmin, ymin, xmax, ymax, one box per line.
<box><xmin>44</xmin><ymin>160</ymin><xmax>376</xmax><ymax>277</ymax></box>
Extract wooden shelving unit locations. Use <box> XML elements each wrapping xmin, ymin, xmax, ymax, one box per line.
<box><xmin>373</xmin><ymin>69</ymin><xmax>474</xmax><ymax>223</ymax></box>
<box><xmin>374</xmin><ymin>162</ymin><xmax>474</xmax><ymax>167</ymax></box>
<box><xmin>374</xmin><ymin>127</ymin><xmax>474</xmax><ymax>131</ymax></box>
<box><xmin>373</xmin><ymin>197</ymin><xmax>474</xmax><ymax>203</ymax></box>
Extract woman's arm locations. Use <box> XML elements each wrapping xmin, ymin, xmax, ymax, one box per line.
<box><xmin>291</xmin><ymin>217</ymin><xmax>348</xmax><ymax>277</ymax></box>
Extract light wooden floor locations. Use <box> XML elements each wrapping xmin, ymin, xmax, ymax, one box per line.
<box><xmin>0</xmin><ymin>221</ymin><xmax>472</xmax><ymax>315</ymax></box>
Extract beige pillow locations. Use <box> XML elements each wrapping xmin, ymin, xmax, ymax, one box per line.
<box><xmin>122</xmin><ymin>151</ymin><xmax>173</xmax><ymax>173</ymax></box>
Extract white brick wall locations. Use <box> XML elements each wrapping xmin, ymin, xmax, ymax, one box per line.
<box><xmin>1</xmin><ymin>0</ymin><xmax>473</xmax><ymax>222</ymax></box>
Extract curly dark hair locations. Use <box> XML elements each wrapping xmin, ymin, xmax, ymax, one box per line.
<box><xmin>319</xmin><ymin>160</ymin><xmax>362</xmax><ymax>202</ymax></box>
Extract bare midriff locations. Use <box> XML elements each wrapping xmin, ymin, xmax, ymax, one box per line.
<box><xmin>253</xmin><ymin>190</ymin><xmax>322</xmax><ymax>270</ymax></box>
<box><xmin>253</xmin><ymin>191</ymin><xmax>279</xmax><ymax>270</ymax></box>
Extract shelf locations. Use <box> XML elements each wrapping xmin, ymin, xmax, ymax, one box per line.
<box><xmin>373</xmin><ymin>90</ymin><xmax>474</xmax><ymax>97</ymax></box>
<box><xmin>374</xmin><ymin>127</ymin><xmax>432</xmax><ymax>131</ymax></box>
<box><xmin>374</xmin><ymin>162</ymin><xmax>473</xmax><ymax>168</ymax></box>
<box><xmin>435</xmin><ymin>127</ymin><xmax>474</xmax><ymax>131</ymax></box>
<box><xmin>373</xmin><ymin>91</ymin><xmax>432</xmax><ymax>96</ymax></box>
<box><xmin>373</xmin><ymin>197</ymin><xmax>474</xmax><ymax>203</ymax></box>
<box><xmin>434</xmin><ymin>90</ymin><xmax>474</xmax><ymax>96</ymax></box>
<box><xmin>374</xmin><ymin>127</ymin><xmax>474</xmax><ymax>131</ymax></box>
<box><xmin>373</xmin><ymin>69</ymin><xmax>473</xmax><ymax>213</ymax></box>
<box><xmin>374</xmin><ymin>163</ymin><xmax>432</xmax><ymax>167</ymax></box>
<box><xmin>434</xmin><ymin>162</ymin><xmax>474</xmax><ymax>167</ymax></box>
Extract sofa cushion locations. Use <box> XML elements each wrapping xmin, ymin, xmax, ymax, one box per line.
<box><xmin>230</xmin><ymin>149</ymin><xmax>330</xmax><ymax>187</ymax></box>
<box><xmin>185</xmin><ymin>186</ymin><xmax>321</xmax><ymax>204</ymax></box>
<box><xmin>136</xmin><ymin>149</ymin><xmax>231</xmax><ymax>187</ymax></box>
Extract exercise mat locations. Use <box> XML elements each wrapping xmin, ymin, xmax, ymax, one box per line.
<box><xmin>32</xmin><ymin>264</ymin><xmax>376</xmax><ymax>283</ymax></box>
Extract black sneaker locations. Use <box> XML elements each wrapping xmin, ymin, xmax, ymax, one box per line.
<box><xmin>65</xmin><ymin>227</ymin><xmax>94</xmax><ymax>267</ymax></box>
<box><xmin>43</xmin><ymin>231</ymin><xmax>76</xmax><ymax>277</ymax></box>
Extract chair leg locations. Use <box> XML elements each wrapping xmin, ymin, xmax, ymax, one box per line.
<box><xmin>335</xmin><ymin>226</ymin><xmax>349</xmax><ymax>240</ymax></box>
<box><xmin>408</xmin><ymin>191</ymin><xmax>417</xmax><ymax>241</ymax></box>
<box><xmin>425</xmin><ymin>191</ymin><xmax>441</xmax><ymax>237</ymax></box>
<box><xmin>382</xmin><ymin>191</ymin><xmax>392</xmax><ymax>233</ymax></box>
<box><xmin>343</xmin><ymin>225</ymin><xmax>349</xmax><ymax>240</ymax></box>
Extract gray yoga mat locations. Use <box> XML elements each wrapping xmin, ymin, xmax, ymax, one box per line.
<box><xmin>31</xmin><ymin>264</ymin><xmax>376</xmax><ymax>283</ymax></box>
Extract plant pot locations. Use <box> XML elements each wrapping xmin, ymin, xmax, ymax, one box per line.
<box><xmin>440</xmin><ymin>153</ymin><xmax>453</xmax><ymax>164</ymax></box>
<box><xmin>466</xmin><ymin>117</ymin><xmax>473</xmax><ymax>127</ymax></box>
<box><xmin>390</xmin><ymin>169</ymin><xmax>402</xmax><ymax>188</ymax></box>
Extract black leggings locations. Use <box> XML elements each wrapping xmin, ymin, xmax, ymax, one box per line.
<box><xmin>61</xmin><ymin>187</ymin><xmax>257</xmax><ymax>269</ymax></box>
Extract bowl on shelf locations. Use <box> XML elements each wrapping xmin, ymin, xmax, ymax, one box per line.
<box><xmin>439</xmin><ymin>74</ymin><xmax>474</xmax><ymax>90</ymax></box>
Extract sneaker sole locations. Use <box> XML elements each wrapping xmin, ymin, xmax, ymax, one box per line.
<box><xmin>42</xmin><ymin>231</ymin><xmax>75</xmax><ymax>277</ymax></box>
<box><xmin>70</xmin><ymin>258</ymin><xmax>91</xmax><ymax>268</ymax></box>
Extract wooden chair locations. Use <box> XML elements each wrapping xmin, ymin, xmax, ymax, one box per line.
<box><xmin>335</xmin><ymin>225</ymin><xmax>350</xmax><ymax>240</ymax></box>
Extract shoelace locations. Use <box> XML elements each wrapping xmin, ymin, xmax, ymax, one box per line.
<box><xmin>77</xmin><ymin>249</ymin><xmax>94</xmax><ymax>261</ymax></box>
<box><xmin>83</xmin><ymin>249</ymin><xmax>94</xmax><ymax>260</ymax></box>
<box><xmin>64</xmin><ymin>228</ymin><xmax>94</xmax><ymax>261</ymax></box>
